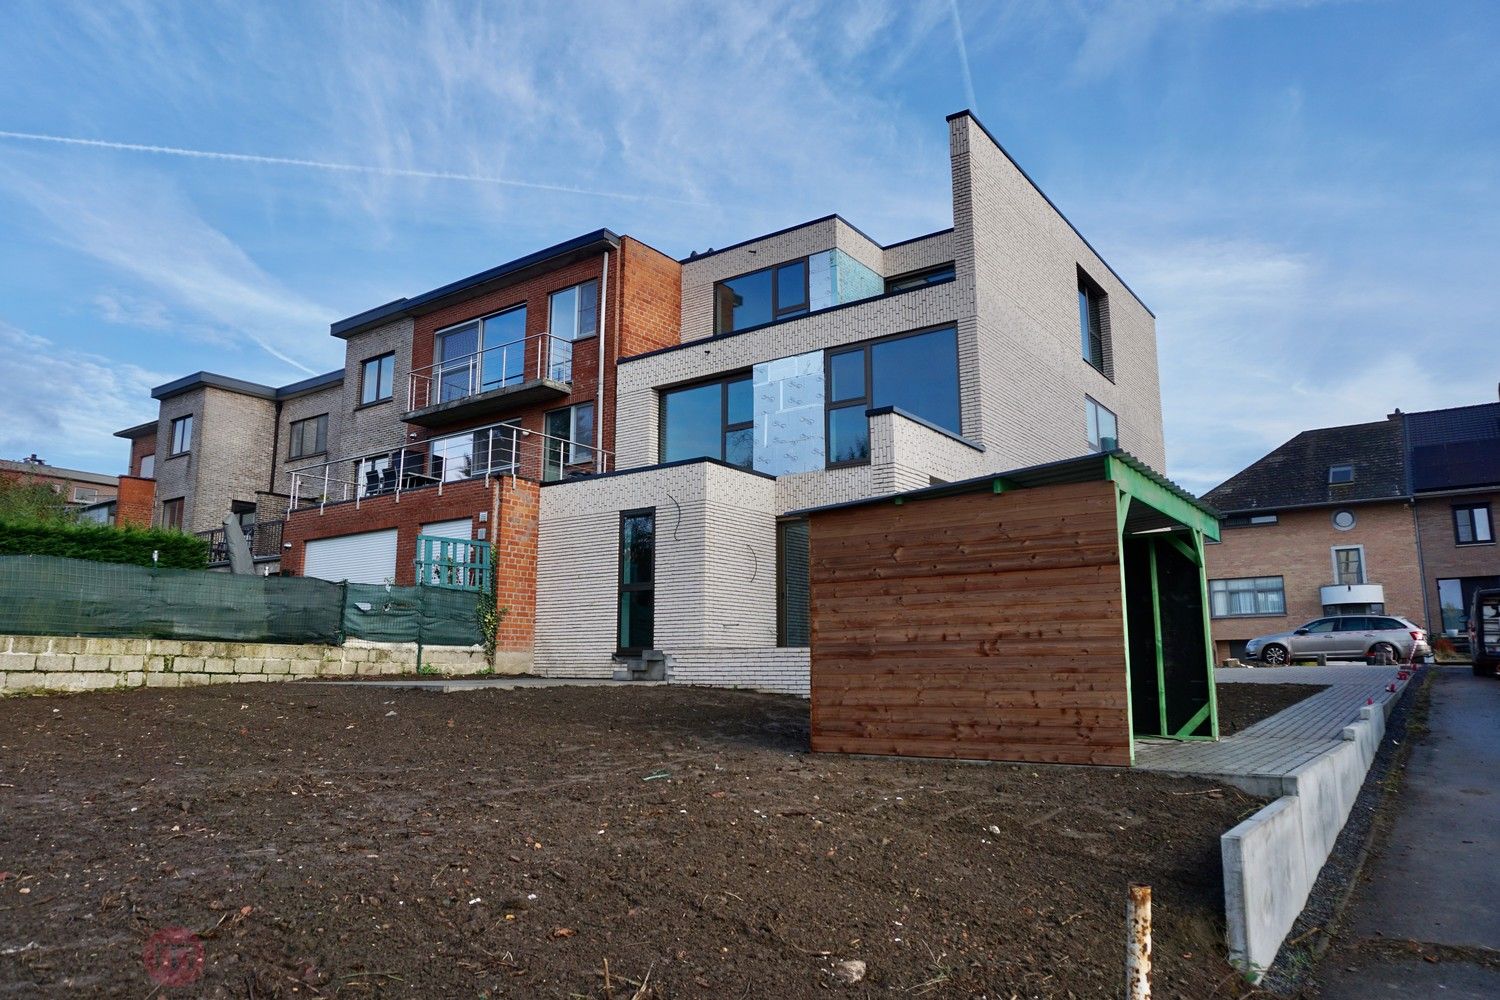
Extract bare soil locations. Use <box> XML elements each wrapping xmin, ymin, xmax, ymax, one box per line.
<box><xmin>1</xmin><ymin>684</ymin><xmax>1265</xmax><ymax>998</ymax></box>
<box><xmin>1215</xmin><ymin>683</ymin><xmax>1330</xmax><ymax>736</ymax></box>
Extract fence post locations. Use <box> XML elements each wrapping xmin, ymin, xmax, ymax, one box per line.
<box><xmin>337</xmin><ymin>581</ymin><xmax>349</xmax><ymax>645</ymax></box>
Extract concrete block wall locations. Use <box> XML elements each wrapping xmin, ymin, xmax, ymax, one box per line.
<box><xmin>1220</xmin><ymin>678</ymin><xmax>1406</xmax><ymax>979</ymax></box>
<box><xmin>666</xmin><ymin>648</ymin><xmax>811</xmax><ymax>697</ymax></box>
<box><xmin>0</xmin><ymin>634</ymin><xmax>496</xmax><ymax>696</ymax></box>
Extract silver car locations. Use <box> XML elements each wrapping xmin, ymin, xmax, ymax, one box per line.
<box><xmin>1244</xmin><ymin>614</ymin><xmax>1431</xmax><ymax>665</ymax></box>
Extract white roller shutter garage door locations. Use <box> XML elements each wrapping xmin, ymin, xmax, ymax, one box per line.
<box><xmin>421</xmin><ymin>519</ymin><xmax>473</xmax><ymax>540</ymax></box>
<box><xmin>303</xmin><ymin>529</ymin><xmax>399</xmax><ymax>584</ymax></box>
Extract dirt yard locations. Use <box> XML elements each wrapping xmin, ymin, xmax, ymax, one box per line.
<box><xmin>1</xmin><ymin>684</ymin><xmax>1267</xmax><ymax>998</ymax></box>
<box><xmin>1215</xmin><ymin>683</ymin><xmax>1330</xmax><ymax>736</ymax></box>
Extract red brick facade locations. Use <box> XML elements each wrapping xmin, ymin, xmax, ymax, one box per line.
<box><xmin>1204</xmin><ymin>501</ymin><xmax>1425</xmax><ymax>660</ymax></box>
<box><xmin>1415</xmin><ymin>490</ymin><xmax>1500</xmax><ymax>638</ymax></box>
<box><xmin>115</xmin><ymin>476</ymin><xmax>156</xmax><ymax>528</ymax></box>
<box><xmin>128</xmin><ymin>432</ymin><xmax>157</xmax><ymax>479</ymax></box>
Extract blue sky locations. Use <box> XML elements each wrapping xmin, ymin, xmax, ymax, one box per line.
<box><xmin>1</xmin><ymin>0</ymin><xmax>1495</xmax><ymax>493</ymax></box>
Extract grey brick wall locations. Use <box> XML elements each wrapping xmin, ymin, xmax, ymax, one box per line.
<box><xmin>339</xmin><ymin>318</ymin><xmax>412</xmax><ymax>458</ymax></box>
<box><xmin>272</xmin><ymin>381</ymin><xmax>346</xmax><ymax>499</ymax></box>
<box><xmin>153</xmin><ymin>387</ymin><xmax>277</xmax><ymax>534</ymax></box>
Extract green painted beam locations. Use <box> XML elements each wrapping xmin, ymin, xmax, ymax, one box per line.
<box><xmin>1105</xmin><ymin>456</ymin><xmax>1221</xmax><ymax>540</ymax></box>
<box><xmin>1163</xmin><ymin>533</ymin><xmax>1200</xmax><ymax>566</ymax></box>
<box><xmin>1149</xmin><ymin>539</ymin><xmax>1168</xmax><ymax>736</ymax></box>
<box><xmin>1195</xmin><ymin>529</ymin><xmax>1220</xmax><ymax>739</ymax></box>
<box><xmin>1173</xmin><ymin>701</ymin><xmax>1213</xmax><ymax>739</ymax></box>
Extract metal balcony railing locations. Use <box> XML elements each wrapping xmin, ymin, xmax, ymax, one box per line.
<box><xmin>407</xmin><ymin>333</ymin><xmax>575</xmax><ymax>412</ymax></box>
<box><xmin>199</xmin><ymin>519</ymin><xmax>285</xmax><ymax>564</ymax></box>
<box><xmin>285</xmin><ymin>417</ymin><xmax>612</xmax><ymax>513</ymax></box>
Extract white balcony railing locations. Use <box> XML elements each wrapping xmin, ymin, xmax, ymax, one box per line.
<box><xmin>286</xmin><ymin>417</ymin><xmax>610</xmax><ymax>514</ymax></box>
<box><xmin>407</xmin><ymin>333</ymin><xmax>574</xmax><ymax>412</ymax></box>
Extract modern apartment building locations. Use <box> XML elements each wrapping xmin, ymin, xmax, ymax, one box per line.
<box><xmin>115</xmin><ymin>111</ymin><xmax>1169</xmax><ymax>694</ymax></box>
<box><xmin>1202</xmin><ymin>397</ymin><xmax>1500</xmax><ymax>660</ymax></box>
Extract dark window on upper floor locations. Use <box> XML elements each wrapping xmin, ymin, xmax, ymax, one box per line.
<box><xmin>660</xmin><ymin>374</ymin><xmax>753</xmax><ymax>469</ymax></box>
<box><xmin>713</xmin><ymin>258</ymin><xmax>808</xmax><ymax>334</ymax></box>
<box><xmin>884</xmin><ymin>263</ymin><xmax>955</xmax><ymax>294</ymax></box>
<box><xmin>360</xmin><ymin>353</ymin><xmax>396</xmax><ymax>405</ymax></box>
<box><xmin>1328</xmin><ymin>464</ymin><xmax>1355</xmax><ymax>485</ymax></box>
<box><xmin>1078</xmin><ymin>268</ymin><xmax>1110</xmax><ymax>376</ymax></box>
<box><xmin>1454</xmin><ymin>503</ymin><xmax>1494</xmax><ymax>545</ymax></box>
<box><xmin>1085</xmin><ymin>397</ymin><xmax>1118</xmax><ymax>453</ymax></box>
<box><xmin>288</xmin><ymin>414</ymin><xmax>329</xmax><ymax>459</ymax></box>
<box><xmin>1222</xmin><ymin>513</ymin><xmax>1279</xmax><ymax>528</ymax></box>
<box><xmin>545</xmin><ymin>401</ymin><xmax>597</xmax><ymax>480</ymax></box>
<box><xmin>160</xmin><ymin>497</ymin><xmax>185</xmax><ymax>530</ymax></box>
<box><xmin>169</xmin><ymin>415</ymin><xmax>193</xmax><ymax>456</ymax></box>
<box><xmin>825</xmin><ymin>326</ymin><xmax>961</xmax><ymax>468</ymax></box>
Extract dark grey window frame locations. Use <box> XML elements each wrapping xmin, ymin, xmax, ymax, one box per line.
<box><xmin>1453</xmin><ymin>502</ymin><xmax>1494</xmax><ymax>545</ymax></box>
<box><xmin>168</xmin><ymin>415</ymin><xmax>193</xmax><ymax>457</ymax></box>
<box><xmin>544</xmin><ymin>400</ymin><xmax>597</xmax><ymax>476</ymax></box>
<box><xmin>657</xmin><ymin>372</ymin><xmax>754</xmax><ymax>468</ymax></box>
<box><xmin>160</xmin><ymin>496</ymin><xmax>185</xmax><ymax>530</ymax></box>
<box><xmin>1085</xmin><ymin>396</ymin><xmax>1118</xmax><ymax>453</ymax></box>
<box><xmin>824</xmin><ymin>324</ymin><xmax>962</xmax><ymax>470</ymax></box>
<box><xmin>617</xmin><ymin>507</ymin><xmax>656</xmax><ymax>655</ymax></box>
<box><xmin>776</xmin><ymin>517</ymin><xmax>811</xmax><ymax>647</ymax></box>
<box><xmin>1077</xmin><ymin>267</ymin><xmax>1110</xmax><ymax>377</ymax></box>
<box><xmin>713</xmin><ymin>257</ymin><xmax>810</xmax><ymax>335</ymax></box>
<box><xmin>1208</xmin><ymin>576</ymin><xmax>1287</xmax><ymax>619</ymax></box>
<box><xmin>287</xmin><ymin>413</ymin><xmax>329</xmax><ymax>460</ymax></box>
<box><xmin>1328</xmin><ymin>464</ymin><xmax>1355</xmax><ymax>485</ymax></box>
<box><xmin>360</xmin><ymin>352</ymin><xmax>396</xmax><ymax>406</ymax></box>
<box><xmin>884</xmin><ymin>262</ymin><xmax>955</xmax><ymax>294</ymax></box>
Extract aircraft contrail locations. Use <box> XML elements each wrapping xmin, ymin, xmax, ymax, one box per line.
<box><xmin>950</xmin><ymin>0</ymin><xmax>978</xmax><ymax>112</ymax></box>
<box><xmin>0</xmin><ymin>129</ymin><xmax>703</xmax><ymax>206</ymax></box>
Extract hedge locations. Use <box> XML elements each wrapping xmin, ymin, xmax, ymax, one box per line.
<box><xmin>0</xmin><ymin>518</ymin><xmax>209</xmax><ymax>569</ymax></box>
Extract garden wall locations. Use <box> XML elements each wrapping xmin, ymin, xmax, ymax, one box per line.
<box><xmin>0</xmin><ymin>634</ymin><xmax>504</xmax><ymax>696</ymax></box>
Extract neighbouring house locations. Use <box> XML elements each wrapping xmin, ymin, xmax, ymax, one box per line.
<box><xmin>114</xmin><ymin>111</ymin><xmax>1172</xmax><ymax>696</ymax></box>
<box><xmin>0</xmin><ymin>455</ymin><xmax>120</xmax><ymax>514</ymax></box>
<box><xmin>1202</xmin><ymin>393</ymin><xmax>1500</xmax><ymax>661</ymax></box>
<box><xmin>1405</xmin><ymin>401</ymin><xmax>1500</xmax><ymax>646</ymax></box>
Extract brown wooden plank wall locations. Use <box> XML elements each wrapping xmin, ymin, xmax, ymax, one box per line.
<box><xmin>808</xmin><ymin>479</ymin><xmax>1130</xmax><ymax>766</ymax></box>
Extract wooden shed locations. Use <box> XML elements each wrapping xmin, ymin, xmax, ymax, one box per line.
<box><xmin>804</xmin><ymin>452</ymin><xmax>1221</xmax><ymax>766</ymax></box>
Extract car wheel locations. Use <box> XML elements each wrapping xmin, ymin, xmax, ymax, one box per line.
<box><xmin>1262</xmin><ymin>644</ymin><xmax>1288</xmax><ymax>666</ymax></box>
<box><xmin>1369</xmin><ymin>641</ymin><xmax>1398</xmax><ymax>664</ymax></box>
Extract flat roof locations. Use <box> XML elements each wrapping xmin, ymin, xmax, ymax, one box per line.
<box><xmin>791</xmin><ymin>449</ymin><xmax>1217</xmax><ymax>522</ymax></box>
<box><xmin>330</xmin><ymin>229</ymin><xmax>622</xmax><ymax>339</ymax></box>
<box><xmin>151</xmin><ymin>369</ymin><xmax>344</xmax><ymax>403</ymax></box>
<box><xmin>113</xmin><ymin>420</ymin><xmax>157</xmax><ymax>440</ymax></box>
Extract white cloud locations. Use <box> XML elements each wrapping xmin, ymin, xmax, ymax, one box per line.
<box><xmin>0</xmin><ymin>161</ymin><xmax>338</xmax><ymax>373</ymax></box>
<box><xmin>0</xmin><ymin>321</ymin><xmax>164</xmax><ymax>470</ymax></box>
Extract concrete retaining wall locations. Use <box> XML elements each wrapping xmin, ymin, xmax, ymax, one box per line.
<box><xmin>1221</xmin><ymin>693</ymin><xmax>1397</xmax><ymax>979</ymax></box>
<box><xmin>0</xmin><ymin>634</ymin><xmax>499</xmax><ymax>696</ymax></box>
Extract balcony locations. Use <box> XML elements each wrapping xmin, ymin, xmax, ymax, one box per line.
<box><xmin>1320</xmin><ymin>583</ymin><xmax>1385</xmax><ymax>609</ymax></box>
<box><xmin>286</xmin><ymin>416</ymin><xmax>613</xmax><ymax>513</ymax></box>
<box><xmin>199</xmin><ymin>519</ymin><xmax>285</xmax><ymax>566</ymax></box>
<box><xmin>404</xmin><ymin>333</ymin><xmax>573</xmax><ymax>427</ymax></box>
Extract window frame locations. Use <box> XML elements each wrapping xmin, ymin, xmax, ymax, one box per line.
<box><xmin>138</xmin><ymin>453</ymin><xmax>155</xmax><ymax>479</ymax></box>
<box><xmin>776</xmin><ymin>517</ymin><xmax>811</xmax><ymax>647</ymax></box>
<box><xmin>548</xmin><ymin>279</ymin><xmax>600</xmax><ymax>343</ymax></box>
<box><xmin>160</xmin><ymin>496</ymin><xmax>185</xmax><ymax>531</ymax></box>
<box><xmin>1085</xmin><ymin>396</ymin><xmax>1118</xmax><ymax>453</ymax></box>
<box><xmin>1208</xmin><ymin>576</ymin><xmax>1287</xmax><ymax>619</ymax></box>
<box><xmin>545</xmin><ymin>401</ymin><xmax>597</xmax><ymax>475</ymax></box>
<box><xmin>823</xmin><ymin>324</ymin><xmax>962</xmax><ymax>469</ymax></box>
<box><xmin>1453</xmin><ymin>502</ymin><xmax>1494</xmax><ymax>545</ymax></box>
<box><xmin>1077</xmin><ymin>267</ymin><xmax>1110</xmax><ymax>377</ymax></box>
<box><xmin>712</xmin><ymin>257</ymin><xmax>810</xmax><ymax>335</ymax></box>
<box><xmin>883</xmin><ymin>262</ymin><xmax>956</xmax><ymax>294</ymax></box>
<box><xmin>1332</xmin><ymin>544</ymin><xmax>1366</xmax><ymax>585</ymax></box>
<box><xmin>1328</xmin><ymin>464</ymin><xmax>1355</xmax><ymax>485</ymax></box>
<box><xmin>657</xmin><ymin>372</ymin><xmax>754</xmax><ymax>469</ymax></box>
<box><xmin>287</xmin><ymin>413</ymin><xmax>329</xmax><ymax>460</ymax></box>
<box><xmin>359</xmin><ymin>352</ymin><xmax>396</xmax><ymax>406</ymax></box>
<box><xmin>616</xmin><ymin>507</ymin><xmax>656</xmax><ymax>655</ymax></box>
<box><xmin>168</xmin><ymin>415</ymin><xmax>193</xmax><ymax>457</ymax></box>
<box><xmin>72</xmin><ymin>486</ymin><xmax>98</xmax><ymax>503</ymax></box>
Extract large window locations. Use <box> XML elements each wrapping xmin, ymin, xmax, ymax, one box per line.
<box><xmin>660</xmin><ymin>375</ymin><xmax>753</xmax><ymax>468</ymax></box>
<box><xmin>160</xmin><ymin>497</ymin><xmax>185</xmax><ymax>530</ymax></box>
<box><xmin>169</xmin><ymin>415</ymin><xmax>192</xmax><ymax>456</ymax></box>
<box><xmin>288</xmin><ymin>414</ymin><xmax>329</xmax><ymax>459</ymax></box>
<box><xmin>1209</xmin><ymin>577</ymin><xmax>1286</xmax><ymax>618</ymax></box>
<box><xmin>545</xmin><ymin>402</ymin><xmax>596</xmax><ymax>480</ymax></box>
<box><xmin>360</xmin><ymin>353</ymin><xmax>395</xmax><ymax>405</ymax></box>
<box><xmin>427</xmin><ymin>422</ymin><xmax>521</xmax><ymax>485</ymax></box>
<box><xmin>617</xmin><ymin>509</ymin><xmax>655</xmax><ymax>654</ymax></box>
<box><xmin>777</xmin><ymin>519</ymin><xmax>810</xmax><ymax>647</ymax></box>
<box><xmin>1078</xmin><ymin>269</ymin><xmax>1109</xmax><ymax>375</ymax></box>
<box><xmin>435</xmin><ymin>306</ymin><xmax>527</xmax><ymax>402</ymax></box>
<box><xmin>548</xmin><ymin>280</ymin><xmax>598</xmax><ymax>382</ymax></box>
<box><xmin>884</xmin><ymin>263</ymin><xmax>955</xmax><ymax>293</ymax></box>
<box><xmin>1085</xmin><ymin>397</ymin><xmax>1118</xmax><ymax>453</ymax></box>
<box><xmin>713</xmin><ymin>258</ymin><xmax>808</xmax><ymax>334</ymax></box>
<box><xmin>1333</xmin><ymin>545</ymin><xmax>1365</xmax><ymax>585</ymax></box>
<box><xmin>825</xmin><ymin>326</ymin><xmax>961</xmax><ymax>467</ymax></box>
<box><xmin>1454</xmin><ymin>503</ymin><xmax>1494</xmax><ymax>545</ymax></box>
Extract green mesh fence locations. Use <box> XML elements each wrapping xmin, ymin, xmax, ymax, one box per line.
<box><xmin>0</xmin><ymin>555</ymin><xmax>482</xmax><ymax>647</ymax></box>
<box><xmin>342</xmin><ymin>583</ymin><xmax>482</xmax><ymax>647</ymax></box>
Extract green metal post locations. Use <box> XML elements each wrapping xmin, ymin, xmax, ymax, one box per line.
<box><xmin>1148</xmin><ymin>539</ymin><xmax>1168</xmax><ymax>737</ymax></box>
<box><xmin>1195</xmin><ymin>528</ymin><xmax>1220</xmax><ymax>739</ymax></box>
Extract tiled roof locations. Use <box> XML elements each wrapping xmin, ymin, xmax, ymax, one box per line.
<box><xmin>1203</xmin><ymin>417</ymin><xmax>1407</xmax><ymax>512</ymax></box>
<box><xmin>1405</xmin><ymin>401</ymin><xmax>1500</xmax><ymax>492</ymax></box>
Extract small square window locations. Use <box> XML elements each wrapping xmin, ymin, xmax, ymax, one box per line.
<box><xmin>1328</xmin><ymin>464</ymin><xmax>1355</xmax><ymax>485</ymax></box>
